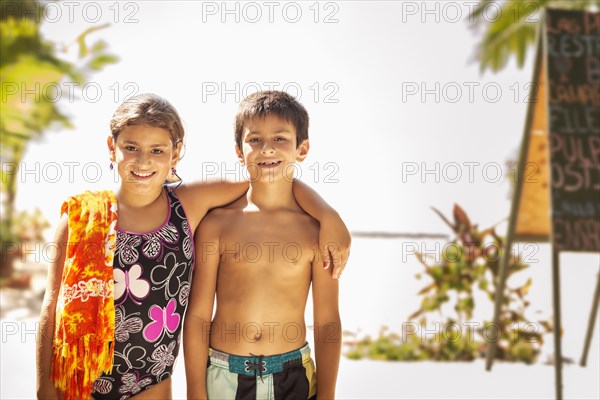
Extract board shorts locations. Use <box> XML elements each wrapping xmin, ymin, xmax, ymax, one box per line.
<box><xmin>207</xmin><ymin>342</ymin><xmax>317</xmax><ymax>400</ymax></box>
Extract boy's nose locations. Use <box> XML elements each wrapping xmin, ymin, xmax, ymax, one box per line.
<box><xmin>261</xmin><ymin>142</ymin><xmax>275</xmax><ymax>154</ymax></box>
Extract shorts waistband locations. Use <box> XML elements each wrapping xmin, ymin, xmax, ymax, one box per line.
<box><xmin>208</xmin><ymin>343</ymin><xmax>311</xmax><ymax>377</ymax></box>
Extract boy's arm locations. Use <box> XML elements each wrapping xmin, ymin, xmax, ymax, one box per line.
<box><xmin>36</xmin><ymin>214</ymin><xmax>68</xmax><ymax>400</ymax></box>
<box><xmin>311</xmin><ymin>248</ymin><xmax>341</xmax><ymax>399</ymax></box>
<box><xmin>175</xmin><ymin>180</ymin><xmax>248</xmax><ymax>229</ymax></box>
<box><xmin>183</xmin><ymin>214</ymin><xmax>221</xmax><ymax>400</ymax></box>
<box><xmin>293</xmin><ymin>180</ymin><xmax>350</xmax><ymax>279</ymax></box>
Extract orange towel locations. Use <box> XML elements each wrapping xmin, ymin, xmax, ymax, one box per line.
<box><xmin>51</xmin><ymin>190</ymin><xmax>118</xmax><ymax>400</ymax></box>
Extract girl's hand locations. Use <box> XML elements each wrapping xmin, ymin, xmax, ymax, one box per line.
<box><xmin>319</xmin><ymin>212</ymin><xmax>351</xmax><ymax>279</ymax></box>
<box><xmin>36</xmin><ymin>384</ymin><xmax>63</xmax><ymax>400</ymax></box>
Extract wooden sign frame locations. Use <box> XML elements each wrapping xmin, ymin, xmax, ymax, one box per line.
<box><xmin>485</xmin><ymin>9</ymin><xmax>600</xmax><ymax>400</ymax></box>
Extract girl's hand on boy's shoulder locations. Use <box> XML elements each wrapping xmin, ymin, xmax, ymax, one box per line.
<box><xmin>319</xmin><ymin>213</ymin><xmax>351</xmax><ymax>279</ymax></box>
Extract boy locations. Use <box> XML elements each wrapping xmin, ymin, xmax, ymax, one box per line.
<box><xmin>184</xmin><ymin>91</ymin><xmax>341</xmax><ymax>399</ymax></box>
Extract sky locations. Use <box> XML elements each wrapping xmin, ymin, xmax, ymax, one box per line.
<box><xmin>18</xmin><ymin>0</ymin><xmax>536</xmax><ymax>234</ymax></box>
<box><xmin>5</xmin><ymin>1</ymin><xmax>600</xmax><ymax>397</ymax></box>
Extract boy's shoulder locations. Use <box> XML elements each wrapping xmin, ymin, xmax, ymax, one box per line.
<box><xmin>204</xmin><ymin>199</ymin><xmax>246</xmax><ymax>218</ymax></box>
<box><xmin>202</xmin><ymin>202</ymin><xmax>319</xmax><ymax>238</ymax></box>
<box><xmin>285</xmin><ymin>208</ymin><xmax>320</xmax><ymax>230</ymax></box>
<box><xmin>199</xmin><ymin>206</ymin><xmax>237</xmax><ymax>229</ymax></box>
<box><xmin>198</xmin><ymin>202</ymin><xmax>246</xmax><ymax>232</ymax></box>
<box><xmin>269</xmin><ymin>207</ymin><xmax>320</xmax><ymax>242</ymax></box>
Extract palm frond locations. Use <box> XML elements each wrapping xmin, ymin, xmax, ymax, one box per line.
<box><xmin>469</xmin><ymin>0</ymin><xmax>599</xmax><ymax>73</ymax></box>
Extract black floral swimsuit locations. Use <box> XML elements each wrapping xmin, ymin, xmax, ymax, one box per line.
<box><xmin>92</xmin><ymin>189</ymin><xmax>194</xmax><ymax>400</ymax></box>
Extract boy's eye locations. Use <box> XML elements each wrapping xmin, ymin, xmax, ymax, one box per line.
<box><xmin>274</xmin><ymin>137</ymin><xmax>286</xmax><ymax>142</ymax></box>
<box><xmin>151</xmin><ymin>149</ymin><xmax>164</xmax><ymax>154</ymax></box>
<box><xmin>249</xmin><ymin>138</ymin><xmax>261</xmax><ymax>143</ymax></box>
<box><xmin>125</xmin><ymin>146</ymin><xmax>137</xmax><ymax>151</ymax></box>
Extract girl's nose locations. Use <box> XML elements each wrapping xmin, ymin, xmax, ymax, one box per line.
<box><xmin>137</xmin><ymin>152</ymin><xmax>151</xmax><ymax>166</ymax></box>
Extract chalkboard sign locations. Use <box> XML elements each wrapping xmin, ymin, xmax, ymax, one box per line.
<box><xmin>546</xmin><ymin>8</ymin><xmax>600</xmax><ymax>252</ymax></box>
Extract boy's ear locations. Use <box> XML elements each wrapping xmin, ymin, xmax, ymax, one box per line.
<box><xmin>296</xmin><ymin>139</ymin><xmax>309</xmax><ymax>162</ymax></box>
<box><xmin>107</xmin><ymin>136</ymin><xmax>116</xmax><ymax>162</ymax></box>
<box><xmin>235</xmin><ymin>144</ymin><xmax>245</xmax><ymax>164</ymax></box>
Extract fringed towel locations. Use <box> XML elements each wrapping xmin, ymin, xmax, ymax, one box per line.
<box><xmin>51</xmin><ymin>190</ymin><xmax>118</xmax><ymax>400</ymax></box>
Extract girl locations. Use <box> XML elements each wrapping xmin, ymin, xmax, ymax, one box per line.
<box><xmin>36</xmin><ymin>94</ymin><xmax>350</xmax><ymax>400</ymax></box>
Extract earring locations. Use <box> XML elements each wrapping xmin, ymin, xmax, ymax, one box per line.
<box><xmin>109</xmin><ymin>163</ymin><xmax>114</xmax><ymax>170</ymax></box>
<box><xmin>170</xmin><ymin>167</ymin><xmax>182</xmax><ymax>189</ymax></box>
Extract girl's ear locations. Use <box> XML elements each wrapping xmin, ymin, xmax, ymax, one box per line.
<box><xmin>172</xmin><ymin>141</ymin><xmax>183</xmax><ymax>166</ymax></box>
<box><xmin>235</xmin><ymin>144</ymin><xmax>245</xmax><ymax>164</ymax></box>
<box><xmin>296</xmin><ymin>139</ymin><xmax>310</xmax><ymax>162</ymax></box>
<box><xmin>107</xmin><ymin>136</ymin><xmax>116</xmax><ymax>162</ymax></box>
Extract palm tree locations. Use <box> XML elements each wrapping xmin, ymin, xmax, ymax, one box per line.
<box><xmin>0</xmin><ymin>0</ymin><xmax>117</xmax><ymax>276</ymax></box>
<box><xmin>469</xmin><ymin>0</ymin><xmax>598</xmax><ymax>73</ymax></box>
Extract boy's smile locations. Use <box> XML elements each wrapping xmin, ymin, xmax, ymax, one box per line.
<box><xmin>257</xmin><ymin>159</ymin><xmax>282</xmax><ymax>168</ymax></box>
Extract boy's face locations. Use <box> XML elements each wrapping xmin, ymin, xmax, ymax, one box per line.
<box><xmin>236</xmin><ymin>114</ymin><xmax>308</xmax><ymax>183</ymax></box>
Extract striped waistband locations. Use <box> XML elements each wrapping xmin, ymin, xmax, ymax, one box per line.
<box><xmin>208</xmin><ymin>343</ymin><xmax>311</xmax><ymax>377</ymax></box>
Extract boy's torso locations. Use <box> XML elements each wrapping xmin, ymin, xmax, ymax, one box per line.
<box><xmin>208</xmin><ymin>203</ymin><xmax>319</xmax><ymax>356</ymax></box>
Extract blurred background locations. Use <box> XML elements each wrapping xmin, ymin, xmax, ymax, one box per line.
<box><xmin>1</xmin><ymin>1</ymin><xmax>599</xmax><ymax>398</ymax></box>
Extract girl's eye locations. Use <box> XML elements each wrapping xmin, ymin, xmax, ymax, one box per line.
<box><xmin>125</xmin><ymin>146</ymin><xmax>137</xmax><ymax>151</ymax></box>
<box><xmin>249</xmin><ymin>138</ymin><xmax>261</xmax><ymax>143</ymax></box>
<box><xmin>151</xmin><ymin>149</ymin><xmax>164</xmax><ymax>154</ymax></box>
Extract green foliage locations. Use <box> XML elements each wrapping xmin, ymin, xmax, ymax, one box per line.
<box><xmin>344</xmin><ymin>204</ymin><xmax>551</xmax><ymax>363</ymax></box>
<box><xmin>0</xmin><ymin>208</ymin><xmax>50</xmax><ymax>278</ymax></box>
<box><xmin>0</xmin><ymin>0</ymin><xmax>118</xmax><ymax>275</ymax></box>
<box><xmin>469</xmin><ymin>0</ymin><xmax>598</xmax><ymax>73</ymax></box>
<box><xmin>11</xmin><ymin>208</ymin><xmax>50</xmax><ymax>242</ymax></box>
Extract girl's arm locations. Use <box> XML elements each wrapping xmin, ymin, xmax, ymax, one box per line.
<box><xmin>292</xmin><ymin>180</ymin><xmax>351</xmax><ymax>278</ymax></box>
<box><xmin>177</xmin><ymin>178</ymin><xmax>351</xmax><ymax>278</ymax></box>
<box><xmin>36</xmin><ymin>214</ymin><xmax>68</xmax><ymax>400</ymax></box>
<box><xmin>175</xmin><ymin>180</ymin><xmax>248</xmax><ymax>233</ymax></box>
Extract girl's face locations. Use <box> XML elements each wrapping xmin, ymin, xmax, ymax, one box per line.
<box><xmin>107</xmin><ymin>125</ymin><xmax>181</xmax><ymax>194</ymax></box>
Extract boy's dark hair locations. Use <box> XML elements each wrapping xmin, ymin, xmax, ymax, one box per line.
<box><xmin>110</xmin><ymin>93</ymin><xmax>184</xmax><ymax>147</ymax></box>
<box><xmin>235</xmin><ymin>91</ymin><xmax>309</xmax><ymax>150</ymax></box>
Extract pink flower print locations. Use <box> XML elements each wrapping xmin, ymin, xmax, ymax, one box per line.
<box><xmin>143</xmin><ymin>298</ymin><xmax>180</xmax><ymax>343</ymax></box>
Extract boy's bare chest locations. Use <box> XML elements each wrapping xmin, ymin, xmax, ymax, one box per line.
<box><xmin>219</xmin><ymin>215</ymin><xmax>318</xmax><ymax>267</ymax></box>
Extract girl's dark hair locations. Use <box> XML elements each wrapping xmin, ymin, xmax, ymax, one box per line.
<box><xmin>110</xmin><ymin>93</ymin><xmax>184</xmax><ymax>146</ymax></box>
